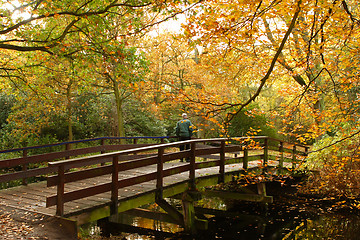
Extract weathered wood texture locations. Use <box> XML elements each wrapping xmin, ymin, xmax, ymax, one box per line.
<box><xmin>0</xmin><ymin>137</ymin><xmax>174</xmax><ymax>185</ymax></box>
<box><xmin>0</xmin><ymin>136</ymin><xmax>308</xmax><ymax>224</ymax></box>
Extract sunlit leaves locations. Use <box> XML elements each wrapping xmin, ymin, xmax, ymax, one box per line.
<box><xmin>1</xmin><ymin>0</ymin><xmax>360</xmax><ymax>197</ymax></box>
<box><xmin>180</xmin><ymin>0</ymin><xmax>360</xmax><ymax>142</ymax></box>
<box><xmin>0</xmin><ymin>0</ymin><xmax>187</xmax><ymax>55</ymax></box>
<box><xmin>302</xmin><ymin>123</ymin><xmax>360</xmax><ymax>197</ymax></box>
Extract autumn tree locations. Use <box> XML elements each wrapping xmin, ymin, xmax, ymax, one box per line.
<box><xmin>179</xmin><ymin>0</ymin><xmax>359</xmax><ymax>140</ymax></box>
<box><xmin>177</xmin><ymin>0</ymin><xmax>360</xmax><ymax>195</ymax></box>
<box><xmin>142</xmin><ymin>32</ymin><xmax>230</xmax><ymax>137</ymax></box>
<box><xmin>1</xmin><ymin>52</ymin><xmax>76</xmax><ymax>142</ymax></box>
<box><xmin>0</xmin><ymin>0</ymin><xmax>201</xmax><ymax>142</ymax></box>
<box><xmin>0</xmin><ymin>0</ymin><xmax>190</xmax><ymax>53</ymax></box>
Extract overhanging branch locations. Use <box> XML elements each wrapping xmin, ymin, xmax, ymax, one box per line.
<box><xmin>226</xmin><ymin>0</ymin><xmax>303</xmax><ymax>122</ymax></box>
<box><xmin>308</xmin><ymin>129</ymin><xmax>360</xmax><ymax>154</ymax></box>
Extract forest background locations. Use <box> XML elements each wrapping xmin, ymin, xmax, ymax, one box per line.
<box><xmin>0</xmin><ymin>0</ymin><xmax>359</xmax><ymax>196</ymax></box>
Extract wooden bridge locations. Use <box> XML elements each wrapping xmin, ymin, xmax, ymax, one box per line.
<box><xmin>0</xmin><ymin>136</ymin><xmax>308</xmax><ymax>236</ymax></box>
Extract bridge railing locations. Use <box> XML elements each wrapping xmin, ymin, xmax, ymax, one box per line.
<box><xmin>45</xmin><ymin>136</ymin><xmax>309</xmax><ymax>216</ymax></box>
<box><xmin>0</xmin><ymin>136</ymin><xmax>175</xmax><ymax>188</ymax></box>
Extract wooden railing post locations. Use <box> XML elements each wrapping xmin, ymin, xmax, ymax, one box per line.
<box><xmin>305</xmin><ymin>146</ymin><xmax>309</xmax><ymax>156</ymax></box>
<box><xmin>292</xmin><ymin>145</ymin><xmax>297</xmax><ymax>170</ymax></box>
<box><xmin>156</xmin><ymin>147</ymin><xmax>164</xmax><ymax>199</ymax></box>
<box><xmin>100</xmin><ymin>139</ymin><xmax>106</xmax><ymax>166</ymax></box>
<box><xmin>219</xmin><ymin>140</ymin><xmax>225</xmax><ymax>183</ymax></box>
<box><xmin>56</xmin><ymin>165</ymin><xmax>65</xmax><ymax>216</ymax></box>
<box><xmin>65</xmin><ymin>143</ymin><xmax>71</xmax><ymax>160</ymax></box>
<box><xmin>243</xmin><ymin>146</ymin><xmax>248</xmax><ymax>170</ymax></box>
<box><xmin>189</xmin><ymin>142</ymin><xmax>196</xmax><ymax>190</ymax></box>
<box><xmin>100</xmin><ymin>138</ymin><xmax>106</xmax><ymax>154</ymax></box>
<box><xmin>279</xmin><ymin>141</ymin><xmax>284</xmax><ymax>170</ymax></box>
<box><xmin>133</xmin><ymin>138</ymin><xmax>138</xmax><ymax>156</ymax></box>
<box><xmin>263</xmin><ymin>138</ymin><xmax>269</xmax><ymax>168</ymax></box>
<box><xmin>111</xmin><ymin>155</ymin><xmax>119</xmax><ymax>214</ymax></box>
<box><xmin>22</xmin><ymin>149</ymin><xmax>28</xmax><ymax>185</ymax></box>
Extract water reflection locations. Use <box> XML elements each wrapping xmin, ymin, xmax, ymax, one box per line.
<box><xmin>292</xmin><ymin>215</ymin><xmax>360</xmax><ymax>240</ymax></box>
<box><xmin>81</xmin><ymin>197</ymin><xmax>360</xmax><ymax>240</ymax></box>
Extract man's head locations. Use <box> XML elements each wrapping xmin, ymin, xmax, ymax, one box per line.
<box><xmin>182</xmin><ymin>113</ymin><xmax>188</xmax><ymax>119</ymax></box>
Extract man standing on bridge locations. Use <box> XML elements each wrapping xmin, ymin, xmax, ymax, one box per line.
<box><xmin>176</xmin><ymin>113</ymin><xmax>194</xmax><ymax>162</ymax></box>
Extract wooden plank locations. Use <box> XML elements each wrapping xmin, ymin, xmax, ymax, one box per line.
<box><xmin>0</xmin><ymin>166</ymin><xmax>57</xmax><ymax>183</ymax></box>
<box><xmin>199</xmin><ymin>154</ymin><xmax>220</xmax><ymax>160</ymax></box>
<box><xmin>163</xmin><ymin>165</ymin><xmax>190</xmax><ymax>178</ymax></box>
<box><xmin>224</xmin><ymin>157</ymin><xmax>243</xmax><ymax>165</ymax></box>
<box><xmin>0</xmin><ymin>137</ymin><xmax>304</xmax><ymax>226</ymax></box>
<box><xmin>103</xmin><ymin>144</ymin><xmax>154</xmax><ymax>151</ymax></box>
<box><xmin>0</xmin><ymin>187</ymin><xmax>103</xmax><ymax>217</ymax></box>
<box><xmin>0</xmin><ymin>145</ymin><xmax>108</xmax><ymax>168</ymax></box>
<box><xmin>0</xmin><ymin>196</ymin><xmax>55</xmax><ymax>216</ymax></box>
<box><xmin>195</xmin><ymin>147</ymin><xmax>221</xmax><ymax>156</ymax></box>
<box><xmin>116</xmin><ymin>156</ymin><xmax>158</xmax><ymax>173</ymax></box>
<box><xmin>0</xmin><ymin>189</ymin><xmax>52</xmax><ymax>209</ymax></box>
<box><xmin>203</xmin><ymin>190</ymin><xmax>273</xmax><ymax>203</ymax></box>
<box><xmin>47</xmin><ymin>165</ymin><xmax>112</xmax><ymax>187</ymax></box>
<box><xmin>65</xmin><ymin>163</ymin><xmax>262</xmax><ymax>223</ymax></box>
<box><xmin>47</xmin><ymin>170</ymin><xmax>159</xmax><ymax>207</ymax></box>
<box><xmin>162</xmin><ymin>151</ymin><xmax>186</xmax><ymax>162</ymax></box>
<box><xmin>118</xmin><ymin>172</ymin><xmax>157</xmax><ymax>189</ymax></box>
<box><xmin>195</xmin><ymin>144</ymin><xmax>217</xmax><ymax>149</ymax></box>
<box><xmin>224</xmin><ymin>145</ymin><xmax>242</xmax><ymax>153</ymax></box>
<box><xmin>196</xmin><ymin>160</ymin><xmax>220</xmax><ymax>169</ymax></box>
<box><xmin>12</xmin><ymin>185</ymin><xmax>109</xmax><ymax>211</ymax></box>
<box><xmin>4</xmin><ymin>188</ymin><xmax>47</xmax><ymax>202</ymax></box>
<box><xmin>46</xmin><ymin>182</ymin><xmax>112</xmax><ymax>207</ymax></box>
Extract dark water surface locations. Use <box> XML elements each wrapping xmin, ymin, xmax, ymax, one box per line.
<box><xmin>82</xmin><ymin>182</ymin><xmax>360</xmax><ymax>240</ymax></box>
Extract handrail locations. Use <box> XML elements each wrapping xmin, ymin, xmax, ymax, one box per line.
<box><xmin>45</xmin><ymin>136</ymin><xmax>309</xmax><ymax>216</ymax></box>
<box><xmin>48</xmin><ymin>138</ymin><xmax>219</xmax><ymax>167</ymax></box>
<box><xmin>0</xmin><ymin>136</ymin><xmax>309</xmax><ymax>188</ymax></box>
<box><xmin>0</xmin><ymin>136</ymin><xmax>176</xmax><ymax>154</ymax></box>
<box><xmin>0</xmin><ymin>136</ymin><xmax>176</xmax><ymax>186</ymax></box>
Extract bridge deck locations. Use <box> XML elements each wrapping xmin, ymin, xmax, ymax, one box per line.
<box><xmin>0</xmin><ymin>137</ymin><xmax>305</xmax><ymax>228</ymax></box>
<box><xmin>0</xmin><ymin>160</ymin><xmax>261</xmax><ymax>219</ymax></box>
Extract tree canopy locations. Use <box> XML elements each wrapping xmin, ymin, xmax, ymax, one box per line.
<box><xmin>1</xmin><ymin>0</ymin><xmax>360</xmax><ymax>194</ymax></box>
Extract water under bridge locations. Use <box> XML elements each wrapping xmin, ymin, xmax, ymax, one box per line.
<box><xmin>0</xmin><ymin>136</ymin><xmax>308</xmax><ymax>237</ymax></box>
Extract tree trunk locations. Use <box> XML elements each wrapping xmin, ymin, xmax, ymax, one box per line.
<box><xmin>66</xmin><ymin>80</ymin><xmax>73</xmax><ymax>142</ymax></box>
<box><xmin>113</xmin><ymin>80</ymin><xmax>125</xmax><ymax>144</ymax></box>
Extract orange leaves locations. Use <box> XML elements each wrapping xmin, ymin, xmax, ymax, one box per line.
<box><xmin>129</xmin><ymin>82</ymin><xmax>139</xmax><ymax>92</ymax></box>
<box><xmin>0</xmin><ymin>213</ymin><xmax>34</xmax><ymax>239</ymax></box>
<box><xmin>302</xmin><ymin>123</ymin><xmax>360</xmax><ymax>197</ymax></box>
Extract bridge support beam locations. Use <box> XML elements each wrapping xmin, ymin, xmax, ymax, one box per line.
<box><xmin>155</xmin><ymin>198</ymin><xmax>184</xmax><ymax>226</ymax></box>
<box><xmin>203</xmin><ymin>182</ymin><xmax>273</xmax><ymax>203</ymax></box>
<box><xmin>181</xmin><ymin>190</ymin><xmax>208</xmax><ymax>234</ymax></box>
<box><xmin>155</xmin><ymin>190</ymin><xmax>208</xmax><ymax>234</ymax></box>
